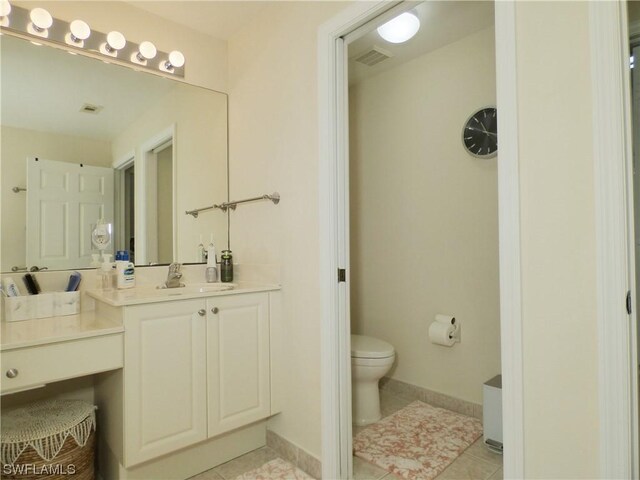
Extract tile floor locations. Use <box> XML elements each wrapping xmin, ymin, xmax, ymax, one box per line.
<box><xmin>353</xmin><ymin>391</ymin><xmax>503</xmax><ymax>480</ymax></box>
<box><xmin>189</xmin><ymin>390</ymin><xmax>502</xmax><ymax>480</ymax></box>
<box><xmin>189</xmin><ymin>446</ymin><xmax>282</xmax><ymax>480</ymax></box>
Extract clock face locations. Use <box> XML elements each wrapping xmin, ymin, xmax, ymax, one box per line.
<box><xmin>462</xmin><ymin>107</ymin><xmax>497</xmax><ymax>158</ymax></box>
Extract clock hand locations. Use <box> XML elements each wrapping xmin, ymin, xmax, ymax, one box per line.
<box><xmin>467</xmin><ymin>126</ymin><xmax>497</xmax><ymax>137</ymax></box>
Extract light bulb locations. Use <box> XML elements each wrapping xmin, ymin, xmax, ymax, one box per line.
<box><xmin>137</xmin><ymin>41</ymin><xmax>157</xmax><ymax>61</ymax></box>
<box><xmin>377</xmin><ymin>12</ymin><xmax>420</xmax><ymax>44</ymax></box>
<box><xmin>0</xmin><ymin>0</ymin><xmax>11</xmax><ymax>17</ymax></box>
<box><xmin>70</xmin><ymin>19</ymin><xmax>90</xmax><ymax>42</ymax></box>
<box><xmin>105</xmin><ymin>31</ymin><xmax>126</xmax><ymax>52</ymax></box>
<box><xmin>164</xmin><ymin>50</ymin><xmax>185</xmax><ymax>71</ymax></box>
<box><xmin>29</xmin><ymin>7</ymin><xmax>52</xmax><ymax>32</ymax></box>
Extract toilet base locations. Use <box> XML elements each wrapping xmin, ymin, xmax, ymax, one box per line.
<box><xmin>352</xmin><ymin>380</ymin><xmax>382</xmax><ymax>426</ymax></box>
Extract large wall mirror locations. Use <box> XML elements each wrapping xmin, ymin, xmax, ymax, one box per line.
<box><xmin>1</xmin><ymin>34</ymin><xmax>229</xmax><ymax>273</ymax></box>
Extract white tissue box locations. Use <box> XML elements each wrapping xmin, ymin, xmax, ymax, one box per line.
<box><xmin>3</xmin><ymin>291</ymin><xmax>80</xmax><ymax>322</ymax></box>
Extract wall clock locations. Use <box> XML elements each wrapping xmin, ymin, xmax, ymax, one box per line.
<box><xmin>462</xmin><ymin>107</ymin><xmax>497</xmax><ymax>158</ymax></box>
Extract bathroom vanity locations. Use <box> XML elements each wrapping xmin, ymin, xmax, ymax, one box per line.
<box><xmin>88</xmin><ymin>283</ymin><xmax>282</xmax><ymax>479</ymax></box>
<box><xmin>0</xmin><ymin>281</ymin><xmax>282</xmax><ymax>480</ymax></box>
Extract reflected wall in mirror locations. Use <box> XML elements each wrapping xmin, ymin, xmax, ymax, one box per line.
<box><xmin>1</xmin><ymin>34</ymin><xmax>229</xmax><ymax>273</ymax></box>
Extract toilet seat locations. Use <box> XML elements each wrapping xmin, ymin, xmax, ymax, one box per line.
<box><xmin>351</xmin><ymin>334</ymin><xmax>394</xmax><ymax>359</ymax></box>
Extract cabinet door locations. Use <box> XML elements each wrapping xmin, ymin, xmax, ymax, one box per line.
<box><xmin>124</xmin><ymin>299</ymin><xmax>207</xmax><ymax>466</ymax></box>
<box><xmin>207</xmin><ymin>293</ymin><xmax>270</xmax><ymax>437</ymax></box>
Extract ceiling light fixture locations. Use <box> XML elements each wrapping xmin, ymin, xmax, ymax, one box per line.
<box><xmin>377</xmin><ymin>12</ymin><xmax>420</xmax><ymax>44</ymax></box>
<box><xmin>28</xmin><ymin>7</ymin><xmax>52</xmax><ymax>37</ymax></box>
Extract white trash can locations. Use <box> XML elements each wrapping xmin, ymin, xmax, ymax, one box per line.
<box><xmin>483</xmin><ymin>374</ymin><xmax>503</xmax><ymax>454</ymax></box>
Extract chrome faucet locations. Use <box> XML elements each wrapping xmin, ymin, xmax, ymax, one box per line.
<box><xmin>165</xmin><ymin>263</ymin><xmax>184</xmax><ymax>288</ymax></box>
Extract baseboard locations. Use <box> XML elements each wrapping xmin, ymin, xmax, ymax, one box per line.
<box><xmin>266</xmin><ymin>430</ymin><xmax>322</xmax><ymax>479</ymax></box>
<box><xmin>380</xmin><ymin>377</ymin><xmax>483</xmax><ymax>421</ymax></box>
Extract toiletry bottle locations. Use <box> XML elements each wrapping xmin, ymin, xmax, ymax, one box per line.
<box><xmin>100</xmin><ymin>262</ymin><xmax>114</xmax><ymax>290</ymax></box>
<box><xmin>198</xmin><ymin>236</ymin><xmax>206</xmax><ymax>263</ymax></box>
<box><xmin>220</xmin><ymin>250</ymin><xmax>233</xmax><ymax>283</ymax></box>
<box><xmin>2</xmin><ymin>277</ymin><xmax>21</xmax><ymax>297</ymax></box>
<box><xmin>97</xmin><ymin>254</ymin><xmax>113</xmax><ymax>289</ymax></box>
<box><xmin>116</xmin><ymin>251</ymin><xmax>135</xmax><ymax>289</ymax></box>
<box><xmin>66</xmin><ymin>271</ymin><xmax>82</xmax><ymax>292</ymax></box>
<box><xmin>206</xmin><ymin>240</ymin><xmax>218</xmax><ymax>283</ymax></box>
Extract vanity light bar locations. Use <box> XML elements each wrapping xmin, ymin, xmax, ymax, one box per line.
<box><xmin>0</xmin><ymin>4</ymin><xmax>185</xmax><ymax>78</ymax></box>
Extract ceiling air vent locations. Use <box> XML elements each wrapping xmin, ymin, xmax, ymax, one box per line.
<box><xmin>354</xmin><ymin>46</ymin><xmax>393</xmax><ymax>67</ymax></box>
<box><xmin>79</xmin><ymin>103</ymin><xmax>103</xmax><ymax>114</ymax></box>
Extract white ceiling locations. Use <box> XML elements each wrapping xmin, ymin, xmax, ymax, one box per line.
<box><xmin>127</xmin><ymin>1</ymin><xmax>269</xmax><ymax>41</ymax></box>
<box><xmin>349</xmin><ymin>1</ymin><xmax>495</xmax><ymax>85</ymax></box>
<box><xmin>1</xmin><ymin>35</ymin><xmax>179</xmax><ymax>140</ymax></box>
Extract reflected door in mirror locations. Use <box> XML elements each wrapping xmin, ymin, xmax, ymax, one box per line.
<box><xmin>27</xmin><ymin>158</ymin><xmax>114</xmax><ymax>270</ymax></box>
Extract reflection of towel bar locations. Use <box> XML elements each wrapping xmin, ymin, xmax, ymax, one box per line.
<box><xmin>186</xmin><ymin>192</ymin><xmax>280</xmax><ymax>218</ymax></box>
<box><xmin>12</xmin><ymin>187</ymin><xmax>26</xmax><ymax>193</ymax></box>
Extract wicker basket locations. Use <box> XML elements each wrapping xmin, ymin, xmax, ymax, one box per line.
<box><xmin>1</xmin><ymin>400</ymin><xmax>96</xmax><ymax>480</ymax></box>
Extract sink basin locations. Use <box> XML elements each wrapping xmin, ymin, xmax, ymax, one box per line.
<box><xmin>155</xmin><ymin>283</ymin><xmax>236</xmax><ymax>294</ymax></box>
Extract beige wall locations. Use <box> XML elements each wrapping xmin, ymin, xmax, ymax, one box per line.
<box><xmin>111</xmin><ymin>83</ymin><xmax>228</xmax><ymax>264</ymax></box>
<box><xmin>0</xmin><ymin>126</ymin><xmax>112</xmax><ymax>272</ymax></box>
<box><xmin>227</xmin><ymin>1</ymin><xmax>349</xmax><ymax>459</ymax></box>
<box><xmin>349</xmin><ymin>27</ymin><xmax>499</xmax><ymax>405</ymax></box>
<box><xmin>14</xmin><ymin>1</ymin><xmax>227</xmax><ymax>92</ymax></box>
<box><xmin>516</xmin><ymin>2</ymin><xmax>599</xmax><ymax>478</ymax></box>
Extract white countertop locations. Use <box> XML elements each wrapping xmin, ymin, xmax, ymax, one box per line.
<box><xmin>86</xmin><ymin>282</ymin><xmax>281</xmax><ymax>307</ymax></box>
<box><xmin>1</xmin><ymin>310</ymin><xmax>124</xmax><ymax>351</ymax></box>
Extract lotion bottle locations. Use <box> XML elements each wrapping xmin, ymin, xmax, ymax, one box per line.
<box><xmin>115</xmin><ymin>251</ymin><xmax>135</xmax><ymax>289</ymax></box>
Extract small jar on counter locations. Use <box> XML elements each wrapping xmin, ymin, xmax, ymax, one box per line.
<box><xmin>220</xmin><ymin>250</ymin><xmax>233</xmax><ymax>283</ymax></box>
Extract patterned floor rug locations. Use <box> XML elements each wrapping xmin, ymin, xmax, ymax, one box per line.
<box><xmin>233</xmin><ymin>458</ymin><xmax>314</xmax><ymax>480</ymax></box>
<box><xmin>353</xmin><ymin>400</ymin><xmax>483</xmax><ymax>480</ymax></box>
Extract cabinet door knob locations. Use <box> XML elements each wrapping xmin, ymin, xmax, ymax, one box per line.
<box><xmin>6</xmin><ymin>368</ymin><xmax>18</xmax><ymax>379</ymax></box>
<box><xmin>211</xmin><ymin>307</ymin><xmax>219</xmax><ymax>314</ymax></box>
<box><xmin>198</xmin><ymin>309</ymin><xmax>206</xmax><ymax>317</ymax></box>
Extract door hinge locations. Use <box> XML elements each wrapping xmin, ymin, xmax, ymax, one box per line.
<box><xmin>627</xmin><ymin>290</ymin><xmax>632</xmax><ymax>315</ymax></box>
<box><xmin>338</xmin><ymin>268</ymin><xmax>346</xmax><ymax>282</ymax></box>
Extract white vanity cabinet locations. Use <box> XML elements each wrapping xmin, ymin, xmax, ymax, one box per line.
<box><xmin>95</xmin><ymin>287</ymin><xmax>282</xmax><ymax>477</ymax></box>
<box><xmin>124</xmin><ymin>299</ymin><xmax>208</xmax><ymax>465</ymax></box>
<box><xmin>207</xmin><ymin>293</ymin><xmax>270</xmax><ymax>437</ymax></box>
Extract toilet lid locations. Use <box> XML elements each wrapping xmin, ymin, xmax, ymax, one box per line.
<box><xmin>351</xmin><ymin>334</ymin><xmax>394</xmax><ymax>359</ymax></box>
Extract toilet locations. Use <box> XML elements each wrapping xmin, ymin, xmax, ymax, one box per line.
<box><xmin>351</xmin><ymin>334</ymin><xmax>395</xmax><ymax>426</ymax></box>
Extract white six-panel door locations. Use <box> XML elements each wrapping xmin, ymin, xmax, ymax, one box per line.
<box><xmin>207</xmin><ymin>293</ymin><xmax>270</xmax><ymax>437</ymax></box>
<box><xmin>26</xmin><ymin>157</ymin><xmax>114</xmax><ymax>269</ymax></box>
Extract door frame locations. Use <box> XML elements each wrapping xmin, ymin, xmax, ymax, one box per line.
<box><xmin>137</xmin><ymin>124</ymin><xmax>177</xmax><ymax>265</ymax></box>
<box><xmin>589</xmin><ymin>2</ymin><xmax>639</xmax><ymax>478</ymax></box>
<box><xmin>319</xmin><ymin>1</ymin><xmax>638</xmax><ymax>479</ymax></box>
<box><xmin>318</xmin><ymin>1</ymin><xmax>523</xmax><ymax>478</ymax></box>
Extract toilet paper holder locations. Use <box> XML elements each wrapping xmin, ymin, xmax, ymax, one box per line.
<box><xmin>429</xmin><ymin>314</ymin><xmax>462</xmax><ymax>346</ymax></box>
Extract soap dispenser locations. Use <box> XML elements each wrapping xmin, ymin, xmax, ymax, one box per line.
<box><xmin>206</xmin><ymin>238</ymin><xmax>218</xmax><ymax>283</ymax></box>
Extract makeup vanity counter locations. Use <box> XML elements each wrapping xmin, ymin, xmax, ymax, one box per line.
<box><xmin>1</xmin><ymin>311</ymin><xmax>125</xmax><ymax>395</ymax></box>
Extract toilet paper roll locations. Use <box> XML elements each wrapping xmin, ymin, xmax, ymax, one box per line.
<box><xmin>435</xmin><ymin>314</ymin><xmax>456</xmax><ymax>325</ymax></box>
<box><xmin>429</xmin><ymin>321</ymin><xmax>456</xmax><ymax>347</ymax></box>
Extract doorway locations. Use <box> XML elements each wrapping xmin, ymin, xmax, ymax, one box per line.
<box><xmin>319</xmin><ymin>2</ymin><xmax>523</xmax><ymax>479</ymax></box>
<box><xmin>346</xmin><ymin>2</ymin><xmax>501</xmax><ymax>478</ymax></box>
